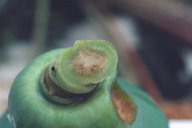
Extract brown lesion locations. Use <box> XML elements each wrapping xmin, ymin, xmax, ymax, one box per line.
<box><xmin>71</xmin><ymin>49</ymin><xmax>107</xmax><ymax>76</ymax></box>
<box><xmin>112</xmin><ymin>81</ymin><xmax>137</xmax><ymax>124</ymax></box>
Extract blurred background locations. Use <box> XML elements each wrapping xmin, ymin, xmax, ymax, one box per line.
<box><xmin>0</xmin><ymin>0</ymin><xmax>192</xmax><ymax>125</ymax></box>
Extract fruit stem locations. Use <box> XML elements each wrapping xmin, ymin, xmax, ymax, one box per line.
<box><xmin>40</xmin><ymin>40</ymin><xmax>118</xmax><ymax>105</ymax></box>
<box><xmin>40</xmin><ymin>65</ymin><xmax>95</xmax><ymax>105</ymax></box>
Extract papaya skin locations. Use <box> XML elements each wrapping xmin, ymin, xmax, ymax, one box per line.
<box><xmin>7</xmin><ymin>40</ymin><xmax>168</xmax><ymax>128</ymax></box>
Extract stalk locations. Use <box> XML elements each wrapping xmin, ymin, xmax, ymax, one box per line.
<box><xmin>40</xmin><ymin>40</ymin><xmax>118</xmax><ymax>104</ymax></box>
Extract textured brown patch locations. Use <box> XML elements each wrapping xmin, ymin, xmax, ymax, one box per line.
<box><xmin>112</xmin><ymin>82</ymin><xmax>136</xmax><ymax>124</ymax></box>
<box><xmin>71</xmin><ymin>49</ymin><xmax>106</xmax><ymax>75</ymax></box>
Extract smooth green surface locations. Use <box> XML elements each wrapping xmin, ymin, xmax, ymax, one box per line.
<box><xmin>8</xmin><ymin>49</ymin><xmax>125</xmax><ymax>128</ymax></box>
<box><xmin>4</xmin><ymin>77</ymin><xmax>169</xmax><ymax>128</ymax></box>
<box><xmin>0</xmin><ymin>112</ymin><xmax>9</xmax><ymax>128</ymax></box>
<box><xmin>7</xmin><ymin>43</ymin><xmax>168</xmax><ymax>128</ymax></box>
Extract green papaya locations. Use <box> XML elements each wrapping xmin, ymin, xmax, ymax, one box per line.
<box><xmin>7</xmin><ymin>40</ymin><xmax>168</xmax><ymax>128</ymax></box>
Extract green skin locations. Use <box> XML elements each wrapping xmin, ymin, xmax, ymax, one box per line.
<box><xmin>7</xmin><ymin>40</ymin><xmax>168</xmax><ymax>128</ymax></box>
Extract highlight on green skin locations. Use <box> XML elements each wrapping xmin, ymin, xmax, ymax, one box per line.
<box><xmin>41</xmin><ymin>40</ymin><xmax>118</xmax><ymax>104</ymax></box>
<box><xmin>54</xmin><ymin>40</ymin><xmax>118</xmax><ymax>94</ymax></box>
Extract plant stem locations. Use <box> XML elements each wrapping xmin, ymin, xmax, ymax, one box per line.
<box><xmin>40</xmin><ymin>40</ymin><xmax>118</xmax><ymax>105</ymax></box>
<box><xmin>31</xmin><ymin>0</ymin><xmax>50</xmax><ymax>56</ymax></box>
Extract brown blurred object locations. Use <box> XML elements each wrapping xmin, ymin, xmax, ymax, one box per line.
<box><xmin>104</xmin><ymin>0</ymin><xmax>192</xmax><ymax>46</ymax></box>
<box><xmin>160</xmin><ymin>101</ymin><xmax>192</xmax><ymax>119</ymax></box>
